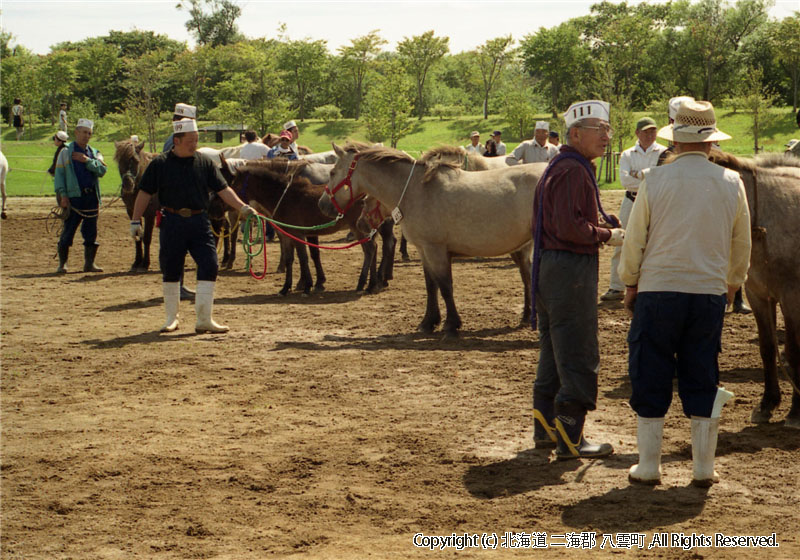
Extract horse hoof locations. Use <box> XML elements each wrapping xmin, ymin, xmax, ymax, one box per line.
<box><xmin>313</xmin><ymin>285</ymin><xmax>326</xmax><ymax>293</ymax></box>
<box><xmin>276</xmin><ymin>265</ymin><xmax>286</xmax><ymax>274</ymax></box>
<box><xmin>785</xmin><ymin>417</ymin><xmax>800</xmax><ymax>430</ymax></box>
<box><xmin>750</xmin><ymin>408</ymin><xmax>772</xmax><ymax>424</ymax></box>
<box><xmin>418</xmin><ymin>324</ymin><xmax>435</xmax><ymax>334</ymax></box>
<box><xmin>442</xmin><ymin>330</ymin><xmax>460</xmax><ymax>340</ymax></box>
<box><xmin>279</xmin><ymin>289</ymin><xmax>289</xmax><ymax>297</ymax></box>
<box><xmin>401</xmin><ymin>254</ymin><xmax>411</xmax><ymax>262</ymax></box>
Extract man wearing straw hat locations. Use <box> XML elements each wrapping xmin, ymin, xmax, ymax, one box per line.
<box><xmin>619</xmin><ymin>100</ymin><xmax>751</xmax><ymax>487</ymax></box>
<box><xmin>507</xmin><ymin>121</ymin><xmax>558</xmax><ymax>165</ymax></box>
<box><xmin>54</xmin><ymin>118</ymin><xmax>107</xmax><ymax>274</ymax></box>
<box><xmin>131</xmin><ymin>118</ymin><xmax>256</xmax><ymax>334</ymax></box>
<box><xmin>531</xmin><ymin>99</ymin><xmax>624</xmax><ymax>460</ymax></box>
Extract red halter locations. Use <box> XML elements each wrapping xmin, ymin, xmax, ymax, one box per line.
<box><xmin>324</xmin><ymin>153</ymin><xmax>364</xmax><ymax>215</ymax></box>
<box><xmin>362</xmin><ymin>198</ymin><xmax>388</xmax><ymax>230</ymax></box>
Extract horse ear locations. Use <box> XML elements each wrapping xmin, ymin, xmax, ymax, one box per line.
<box><xmin>332</xmin><ymin>143</ymin><xmax>344</xmax><ymax>158</ymax></box>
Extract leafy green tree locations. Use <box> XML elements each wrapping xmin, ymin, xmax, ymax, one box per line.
<box><xmin>39</xmin><ymin>52</ymin><xmax>77</xmax><ymax>126</ymax></box>
<box><xmin>397</xmin><ymin>31</ymin><xmax>449</xmax><ymax>119</ymax></box>
<box><xmin>520</xmin><ymin>22</ymin><xmax>592</xmax><ymax>117</ymax></box>
<box><xmin>475</xmin><ymin>35</ymin><xmax>514</xmax><ymax>119</ymax></box>
<box><xmin>1</xmin><ymin>46</ymin><xmax>41</xmax><ymax>129</ymax></box>
<box><xmin>339</xmin><ymin>31</ymin><xmax>387</xmax><ymax>120</ymax></box>
<box><xmin>123</xmin><ymin>50</ymin><xmax>169</xmax><ymax>151</ymax></box>
<box><xmin>312</xmin><ymin>104</ymin><xmax>342</xmax><ymax>123</ymax></box>
<box><xmin>363</xmin><ymin>60</ymin><xmax>414</xmax><ymax>148</ymax></box>
<box><xmin>278</xmin><ymin>39</ymin><xmax>329</xmax><ymax>121</ymax></box>
<box><xmin>771</xmin><ymin>13</ymin><xmax>800</xmax><ymax>112</ymax></box>
<box><xmin>735</xmin><ymin>67</ymin><xmax>779</xmax><ymax>152</ymax></box>
<box><xmin>74</xmin><ymin>41</ymin><xmax>122</xmax><ymax>114</ymax></box>
<box><xmin>501</xmin><ymin>88</ymin><xmax>537</xmax><ymax>140</ymax></box>
<box><xmin>178</xmin><ymin>0</ymin><xmax>243</xmax><ymax>47</ymax></box>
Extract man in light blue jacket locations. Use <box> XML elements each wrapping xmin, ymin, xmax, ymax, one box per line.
<box><xmin>54</xmin><ymin>118</ymin><xmax>107</xmax><ymax>273</ymax></box>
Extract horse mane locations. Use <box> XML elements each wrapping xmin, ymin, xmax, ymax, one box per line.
<box><xmin>708</xmin><ymin>148</ymin><xmax>800</xmax><ymax>181</ymax></box>
<box><xmin>419</xmin><ymin>145</ymin><xmax>465</xmax><ymax>163</ymax></box>
<box><xmin>113</xmin><ymin>139</ymin><xmax>137</xmax><ymax>165</ymax></box>
<box><xmin>341</xmin><ymin>141</ymin><xmax>418</xmax><ymax>166</ymax></box>
<box><xmin>236</xmin><ymin>159</ymin><xmax>315</xmax><ymax>188</ymax></box>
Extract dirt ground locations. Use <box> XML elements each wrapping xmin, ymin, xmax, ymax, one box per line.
<box><xmin>1</xmin><ymin>195</ymin><xmax>798</xmax><ymax>559</ymax></box>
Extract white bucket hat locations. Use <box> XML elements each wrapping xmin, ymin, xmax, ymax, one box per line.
<box><xmin>657</xmin><ymin>100</ymin><xmax>731</xmax><ymax>143</ymax></box>
<box><xmin>283</xmin><ymin>120</ymin><xmax>298</xmax><ymax>130</ymax></box>
<box><xmin>564</xmin><ymin>100</ymin><xmax>610</xmax><ymax>128</ymax></box>
<box><xmin>76</xmin><ymin>118</ymin><xmax>94</xmax><ymax>130</ymax></box>
<box><xmin>55</xmin><ymin>131</ymin><xmax>69</xmax><ymax>142</ymax></box>
<box><xmin>173</xmin><ymin>119</ymin><xmax>198</xmax><ymax>133</ymax></box>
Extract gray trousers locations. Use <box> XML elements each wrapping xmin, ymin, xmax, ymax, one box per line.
<box><xmin>533</xmin><ymin>250</ymin><xmax>600</xmax><ymax>411</ymax></box>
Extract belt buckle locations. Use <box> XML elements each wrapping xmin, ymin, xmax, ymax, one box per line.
<box><xmin>178</xmin><ymin>208</ymin><xmax>192</xmax><ymax>218</ymax></box>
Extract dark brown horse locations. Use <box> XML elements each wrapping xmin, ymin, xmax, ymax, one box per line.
<box><xmin>707</xmin><ymin>149</ymin><xmax>800</xmax><ymax>428</ymax></box>
<box><xmin>113</xmin><ymin>140</ymin><xmax>158</xmax><ymax>272</ymax></box>
<box><xmin>219</xmin><ymin>158</ymin><xmax>394</xmax><ymax>296</ymax></box>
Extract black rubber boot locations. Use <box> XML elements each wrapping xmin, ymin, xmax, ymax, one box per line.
<box><xmin>554</xmin><ymin>401</ymin><xmax>613</xmax><ymax>460</ymax></box>
<box><xmin>732</xmin><ymin>288</ymin><xmax>751</xmax><ymax>314</ymax></box>
<box><xmin>533</xmin><ymin>396</ymin><xmax>557</xmax><ymax>449</ymax></box>
<box><xmin>56</xmin><ymin>245</ymin><xmax>69</xmax><ymax>274</ymax></box>
<box><xmin>84</xmin><ymin>244</ymin><xmax>103</xmax><ymax>272</ymax></box>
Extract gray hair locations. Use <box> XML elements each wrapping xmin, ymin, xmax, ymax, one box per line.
<box><xmin>564</xmin><ymin>123</ymin><xmax>581</xmax><ymax>147</ymax></box>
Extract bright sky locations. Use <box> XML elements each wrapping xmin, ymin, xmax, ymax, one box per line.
<box><xmin>2</xmin><ymin>0</ymin><xmax>797</xmax><ymax>56</ymax></box>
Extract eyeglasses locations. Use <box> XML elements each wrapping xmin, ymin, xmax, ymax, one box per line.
<box><xmin>578</xmin><ymin>125</ymin><xmax>614</xmax><ymax>139</ymax></box>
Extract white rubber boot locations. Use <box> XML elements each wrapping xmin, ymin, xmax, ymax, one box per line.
<box><xmin>629</xmin><ymin>416</ymin><xmax>664</xmax><ymax>485</ymax></box>
<box><xmin>195</xmin><ymin>280</ymin><xmax>229</xmax><ymax>334</ymax></box>
<box><xmin>161</xmin><ymin>282</ymin><xmax>180</xmax><ymax>333</ymax></box>
<box><xmin>691</xmin><ymin>416</ymin><xmax>720</xmax><ymax>487</ymax></box>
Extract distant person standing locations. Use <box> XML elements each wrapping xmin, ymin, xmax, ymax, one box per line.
<box><xmin>465</xmin><ymin>131</ymin><xmax>485</xmax><ymax>155</ymax></box>
<box><xmin>601</xmin><ymin>117</ymin><xmax>665</xmax><ymax>301</ymax></box>
<box><xmin>549</xmin><ymin>130</ymin><xmax>560</xmax><ymax>147</ymax></box>
<box><xmin>507</xmin><ymin>121</ymin><xmax>558</xmax><ymax>165</ymax></box>
<box><xmin>54</xmin><ymin>118</ymin><xmax>107</xmax><ymax>274</ymax></box>
<box><xmin>12</xmin><ymin>98</ymin><xmax>24</xmax><ymax>140</ymax></box>
<box><xmin>0</xmin><ymin>149</ymin><xmax>8</xmax><ymax>219</ymax></box>
<box><xmin>283</xmin><ymin>120</ymin><xmax>301</xmax><ymax>158</ymax></box>
<box><xmin>490</xmin><ymin>130</ymin><xmax>506</xmax><ymax>155</ymax></box>
<box><xmin>240</xmin><ymin>130</ymin><xmax>271</xmax><ymax>160</ymax></box>
<box><xmin>47</xmin><ymin>131</ymin><xmax>69</xmax><ymax>178</ymax></box>
<box><xmin>267</xmin><ymin>130</ymin><xmax>299</xmax><ymax>160</ymax></box>
<box><xmin>58</xmin><ymin>103</ymin><xmax>68</xmax><ymax>132</ymax></box>
<box><xmin>484</xmin><ymin>138</ymin><xmax>499</xmax><ymax>157</ymax></box>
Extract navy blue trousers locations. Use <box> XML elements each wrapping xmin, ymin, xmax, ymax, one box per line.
<box><xmin>628</xmin><ymin>292</ymin><xmax>726</xmax><ymax>418</ymax></box>
<box><xmin>159</xmin><ymin>212</ymin><xmax>218</xmax><ymax>283</ymax></box>
<box><xmin>534</xmin><ymin>250</ymin><xmax>600</xmax><ymax>411</ymax></box>
<box><xmin>58</xmin><ymin>192</ymin><xmax>98</xmax><ymax>249</ymax></box>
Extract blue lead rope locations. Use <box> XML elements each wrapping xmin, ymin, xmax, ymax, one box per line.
<box><xmin>530</xmin><ymin>151</ymin><xmax>619</xmax><ymax>330</ymax></box>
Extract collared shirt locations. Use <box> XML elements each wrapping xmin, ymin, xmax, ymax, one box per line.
<box><xmin>58</xmin><ymin>110</ymin><xmax>67</xmax><ymax>131</ymax></box>
<box><xmin>267</xmin><ymin>145</ymin><xmax>298</xmax><ymax>160</ymax></box>
<box><xmin>619</xmin><ymin>140</ymin><xmax>667</xmax><ymax>192</ymax></box>
<box><xmin>240</xmin><ymin>142</ymin><xmax>271</xmax><ymax>160</ymax></box>
<box><xmin>494</xmin><ymin>141</ymin><xmax>507</xmax><ymax>156</ymax></box>
<box><xmin>465</xmin><ymin>143</ymin><xmax>485</xmax><ymax>155</ymax></box>
<box><xmin>532</xmin><ymin>145</ymin><xmax>612</xmax><ymax>255</ymax></box>
<box><xmin>618</xmin><ymin>151</ymin><xmax>751</xmax><ymax>294</ymax></box>
<box><xmin>509</xmin><ymin>139</ymin><xmax>559</xmax><ymax>164</ymax></box>
<box><xmin>139</xmin><ymin>150</ymin><xmax>227</xmax><ymax>211</ymax></box>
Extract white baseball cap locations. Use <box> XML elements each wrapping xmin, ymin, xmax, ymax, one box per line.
<box><xmin>76</xmin><ymin>118</ymin><xmax>94</xmax><ymax>130</ymax></box>
<box><xmin>283</xmin><ymin>120</ymin><xmax>297</xmax><ymax>130</ymax></box>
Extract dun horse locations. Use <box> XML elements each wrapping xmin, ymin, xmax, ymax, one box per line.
<box><xmin>222</xmin><ymin>158</ymin><xmax>394</xmax><ymax>296</ymax></box>
<box><xmin>709</xmin><ymin>149</ymin><xmax>800</xmax><ymax>428</ymax></box>
<box><xmin>113</xmin><ymin>140</ymin><xmax>158</xmax><ymax>272</ymax></box>
<box><xmin>319</xmin><ymin>142</ymin><xmax>545</xmax><ymax>337</ymax></box>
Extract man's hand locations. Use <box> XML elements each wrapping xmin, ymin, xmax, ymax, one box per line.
<box><xmin>606</xmin><ymin>228</ymin><xmax>625</xmax><ymax>246</ymax></box>
<box><xmin>130</xmin><ymin>220</ymin><xmax>144</xmax><ymax>241</ymax></box>
<box><xmin>600</xmin><ymin>214</ymin><xmax>620</xmax><ymax>229</ymax></box>
<box><xmin>624</xmin><ymin>286</ymin><xmax>638</xmax><ymax>317</ymax></box>
<box><xmin>630</xmin><ymin>169</ymin><xmax>640</xmax><ymax>179</ymax></box>
<box><xmin>59</xmin><ymin>197</ymin><xmax>69</xmax><ymax>209</ymax></box>
<box><xmin>71</xmin><ymin>151</ymin><xmax>89</xmax><ymax>163</ymax></box>
<box><xmin>239</xmin><ymin>204</ymin><xmax>256</xmax><ymax>219</ymax></box>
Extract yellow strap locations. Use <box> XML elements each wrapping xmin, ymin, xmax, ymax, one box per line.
<box><xmin>554</xmin><ymin>417</ymin><xmax>581</xmax><ymax>457</ymax></box>
<box><xmin>532</xmin><ymin>409</ymin><xmax>557</xmax><ymax>442</ymax></box>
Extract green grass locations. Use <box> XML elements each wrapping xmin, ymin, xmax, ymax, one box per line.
<box><xmin>2</xmin><ymin>108</ymin><xmax>797</xmax><ymax>196</ymax></box>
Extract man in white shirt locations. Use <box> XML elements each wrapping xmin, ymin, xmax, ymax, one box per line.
<box><xmin>601</xmin><ymin>117</ymin><xmax>666</xmax><ymax>301</ymax></box>
<box><xmin>58</xmin><ymin>103</ymin><xmax>68</xmax><ymax>132</ymax></box>
<box><xmin>239</xmin><ymin>130</ymin><xmax>271</xmax><ymax>160</ymax></box>
<box><xmin>507</xmin><ymin>121</ymin><xmax>559</xmax><ymax>165</ymax></box>
<box><xmin>465</xmin><ymin>131</ymin><xmax>485</xmax><ymax>155</ymax></box>
<box><xmin>490</xmin><ymin>130</ymin><xmax>506</xmax><ymax>156</ymax></box>
<box><xmin>619</xmin><ymin>100</ymin><xmax>751</xmax><ymax>488</ymax></box>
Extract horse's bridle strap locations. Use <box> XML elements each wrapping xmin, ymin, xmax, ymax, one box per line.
<box><xmin>325</xmin><ymin>153</ymin><xmax>364</xmax><ymax>215</ymax></box>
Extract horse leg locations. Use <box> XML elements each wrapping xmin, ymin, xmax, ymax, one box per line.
<box><xmin>421</xmin><ymin>246</ymin><xmax>461</xmax><ymax>338</ymax></box>
<box><xmin>418</xmin><ymin>265</ymin><xmax>442</xmax><ymax>334</ymax></box>
<box><xmin>308</xmin><ymin>236</ymin><xmax>325</xmax><ymax>292</ymax></box>
<box><xmin>780</xmin><ymin>297</ymin><xmax>800</xmax><ymax>429</ymax></box>
<box><xmin>510</xmin><ymin>244</ymin><xmax>532</xmax><ymax>326</ymax></box>
<box><xmin>378</xmin><ymin>221</ymin><xmax>396</xmax><ymax>285</ymax></box>
<box><xmin>748</xmin><ymin>289</ymin><xmax>780</xmax><ymax>424</ymax></box>
<box><xmin>279</xmin><ymin>236</ymin><xmax>294</xmax><ymax>296</ymax></box>
<box><xmin>276</xmin><ymin>233</ymin><xmax>287</xmax><ymax>274</ymax></box>
<box><xmin>363</xmin><ymin>236</ymin><xmax>380</xmax><ymax>294</ymax></box>
<box><xmin>400</xmin><ymin>234</ymin><xmax>410</xmax><ymax>261</ymax></box>
<box><xmin>221</xmin><ymin>219</ymin><xmax>231</xmax><ymax>269</ymax></box>
<box><xmin>294</xmin><ymin>240</ymin><xmax>313</xmax><ymax>295</ymax></box>
<box><xmin>141</xmin><ymin>215</ymin><xmax>155</xmax><ymax>272</ymax></box>
<box><xmin>133</xmin><ymin>240</ymin><xmax>144</xmax><ymax>271</ymax></box>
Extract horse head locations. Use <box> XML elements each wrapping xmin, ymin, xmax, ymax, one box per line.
<box><xmin>114</xmin><ymin>139</ymin><xmax>141</xmax><ymax>196</ymax></box>
<box><xmin>319</xmin><ymin>143</ymin><xmax>367</xmax><ymax>218</ymax></box>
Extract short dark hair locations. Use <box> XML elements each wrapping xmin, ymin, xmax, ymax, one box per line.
<box><xmin>13</xmin><ymin>98</ymin><xmax>21</xmax><ymax>104</ymax></box>
<box><xmin>244</xmin><ymin>130</ymin><xmax>257</xmax><ymax>142</ymax></box>
<box><xmin>60</xmin><ymin>102</ymin><xmax>67</xmax><ymax>107</ymax></box>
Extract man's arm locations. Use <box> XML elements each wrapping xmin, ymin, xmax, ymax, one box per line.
<box><xmin>726</xmin><ymin>178</ymin><xmax>752</xmax><ymax>294</ymax></box>
<box><xmin>619</xmin><ymin>149</ymin><xmax>641</xmax><ymax>191</ymax></box>
<box><xmin>618</xmin><ymin>180</ymin><xmax>651</xmax><ymax>287</ymax></box>
<box><xmin>86</xmin><ymin>150</ymin><xmax>107</xmax><ymax>177</ymax></box>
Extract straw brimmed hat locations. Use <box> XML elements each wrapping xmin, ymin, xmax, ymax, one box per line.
<box><xmin>657</xmin><ymin>100</ymin><xmax>731</xmax><ymax>143</ymax></box>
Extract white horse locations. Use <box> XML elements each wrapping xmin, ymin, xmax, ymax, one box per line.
<box><xmin>301</xmin><ymin>150</ymin><xmax>337</xmax><ymax>164</ymax></box>
<box><xmin>319</xmin><ymin>142</ymin><xmax>545</xmax><ymax>337</ymax></box>
<box><xmin>196</xmin><ymin>144</ymin><xmax>247</xmax><ymax>167</ymax></box>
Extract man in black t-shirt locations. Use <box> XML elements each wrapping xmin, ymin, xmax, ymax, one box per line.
<box><xmin>131</xmin><ymin>119</ymin><xmax>255</xmax><ymax>334</ymax></box>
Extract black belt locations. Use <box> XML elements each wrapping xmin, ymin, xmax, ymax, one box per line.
<box><xmin>625</xmin><ymin>191</ymin><xmax>637</xmax><ymax>202</ymax></box>
<box><xmin>162</xmin><ymin>207</ymin><xmax>204</xmax><ymax>217</ymax></box>
<box><xmin>81</xmin><ymin>187</ymin><xmax>95</xmax><ymax>194</ymax></box>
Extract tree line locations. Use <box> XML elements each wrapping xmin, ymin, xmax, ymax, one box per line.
<box><xmin>2</xmin><ymin>0</ymin><xmax>798</xmax><ymax>149</ymax></box>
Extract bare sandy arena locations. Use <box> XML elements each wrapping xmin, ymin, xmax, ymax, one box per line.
<box><xmin>1</xmin><ymin>195</ymin><xmax>798</xmax><ymax>559</ymax></box>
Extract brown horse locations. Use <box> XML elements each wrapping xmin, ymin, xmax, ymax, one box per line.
<box><xmin>707</xmin><ymin>149</ymin><xmax>800</xmax><ymax>428</ymax></box>
<box><xmin>113</xmin><ymin>140</ymin><xmax>158</xmax><ymax>272</ymax></box>
<box><xmin>220</xmin><ymin>158</ymin><xmax>393</xmax><ymax>296</ymax></box>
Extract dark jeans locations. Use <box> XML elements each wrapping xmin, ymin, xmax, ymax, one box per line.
<box><xmin>534</xmin><ymin>250</ymin><xmax>600</xmax><ymax>411</ymax></box>
<box><xmin>58</xmin><ymin>192</ymin><xmax>98</xmax><ymax>249</ymax></box>
<box><xmin>159</xmin><ymin>212</ymin><xmax>218</xmax><ymax>283</ymax></box>
<box><xmin>628</xmin><ymin>291</ymin><xmax>726</xmax><ymax>418</ymax></box>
